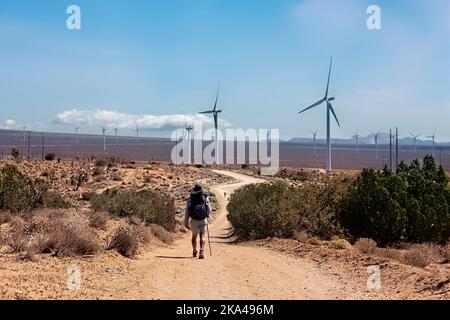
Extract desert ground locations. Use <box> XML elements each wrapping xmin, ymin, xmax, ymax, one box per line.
<box><xmin>0</xmin><ymin>161</ymin><xmax>449</xmax><ymax>300</ymax></box>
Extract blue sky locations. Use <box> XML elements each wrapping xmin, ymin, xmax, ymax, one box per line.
<box><xmin>0</xmin><ymin>0</ymin><xmax>449</xmax><ymax>140</ymax></box>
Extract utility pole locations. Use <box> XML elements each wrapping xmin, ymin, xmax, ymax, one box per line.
<box><xmin>102</xmin><ymin>127</ymin><xmax>107</xmax><ymax>152</ymax></box>
<box><xmin>395</xmin><ymin>127</ymin><xmax>399</xmax><ymax>171</ymax></box>
<box><xmin>389</xmin><ymin>129</ymin><xmax>392</xmax><ymax>171</ymax></box>
<box><xmin>27</xmin><ymin>131</ymin><xmax>31</xmax><ymax>159</ymax></box>
<box><xmin>41</xmin><ymin>132</ymin><xmax>45</xmax><ymax>160</ymax></box>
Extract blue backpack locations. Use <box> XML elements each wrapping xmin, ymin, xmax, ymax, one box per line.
<box><xmin>189</xmin><ymin>192</ymin><xmax>208</xmax><ymax>220</ymax></box>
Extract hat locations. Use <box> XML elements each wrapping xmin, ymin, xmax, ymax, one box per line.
<box><xmin>193</xmin><ymin>184</ymin><xmax>203</xmax><ymax>192</ymax></box>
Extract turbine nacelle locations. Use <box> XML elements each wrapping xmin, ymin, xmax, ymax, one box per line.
<box><xmin>327</xmin><ymin>97</ymin><xmax>335</xmax><ymax>101</ymax></box>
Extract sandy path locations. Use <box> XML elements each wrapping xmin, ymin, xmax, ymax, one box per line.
<box><xmin>118</xmin><ymin>170</ymin><xmax>383</xmax><ymax>300</ymax></box>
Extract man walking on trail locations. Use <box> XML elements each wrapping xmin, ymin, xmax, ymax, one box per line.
<box><xmin>185</xmin><ymin>184</ymin><xmax>212</xmax><ymax>259</ymax></box>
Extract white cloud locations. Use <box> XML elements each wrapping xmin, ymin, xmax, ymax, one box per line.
<box><xmin>52</xmin><ymin>109</ymin><xmax>232</xmax><ymax>131</ymax></box>
<box><xmin>0</xmin><ymin>119</ymin><xmax>18</xmax><ymax>129</ymax></box>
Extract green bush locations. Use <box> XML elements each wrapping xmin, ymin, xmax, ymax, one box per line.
<box><xmin>90</xmin><ymin>189</ymin><xmax>176</xmax><ymax>231</ymax></box>
<box><xmin>227</xmin><ymin>180</ymin><xmax>345</xmax><ymax>241</ymax></box>
<box><xmin>340</xmin><ymin>156</ymin><xmax>450</xmax><ymax>245</ymax></box>
<box><xmin>0</xmin><ymin>164</ymin><xmax>69</xmax><ymax>213</ymax></box>
<box><xmin>44</xmin><ymin>152</ymin><xmax>56</xmax><ymax>161</ymax></box>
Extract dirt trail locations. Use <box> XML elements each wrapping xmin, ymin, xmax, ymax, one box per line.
<box><xmin>117</xmin><ymin>170</ymin><xmax>385</xmax><ymax>300</ymax></box>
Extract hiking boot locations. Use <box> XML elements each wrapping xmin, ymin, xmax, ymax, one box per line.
<box><xmin>192</xmin><ymin>250</ymin><xmax>198</xmax><ymax>258</ymax></box>
<box><xmin>199</xmin><ymin>250</ymin><xmax>205</xmax><ymax>259</ymax></box>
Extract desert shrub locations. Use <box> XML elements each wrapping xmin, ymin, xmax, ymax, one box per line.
<box><xmin>91</xmin><ymin>189</ymin><xmax>176</xmax><ymax>231</ymax></box>
<box><xmin>402</xmin><ymin>244</ymin><xmax>441</xmax><ymax>268</ymax></box>
<box><xmin>95</xmin><ymin>159</ymin><xmax>108</xmax><ymax>167</ymax></box>
<box><xmin>70</xmin><ymin>171</ymin><xmax>89</xmax><ymax>190</ymax></box>
<box><xmin>44</xmin><ymin>152</ymin><xmax>56</xmax><ymax>161</ymax></box>
<box><xmin>95</xmin><ymin>175</ymin><xmax>105</xmax><ymax>183</ymax></box>
<box><xmin>30</xmin><ymin>211</ymin><xmax>100</xmax><ymax>257</ymax></box>
<box><xmin>354</xmin><ymin>238</ymin><xmax>378</xmax><ymax>255</ymax></box>
<box><xmin>307</xmin><ymin>236</ymin><xmax>322</xmax><ymax>246</ymax></box>
<box><xmin>108</xmin><ymin>225</ymin><xmax>149</xmax><ymax>258</ymax></box>
<box><xmin>282</xmin><ymin>181</ymin><xmax>345</xmax><ymax>240</ymax></box>
<box><xmin>143</xmin><ymin>176</ymin><xmax>152</xmax><ymax>183</ymax></box>
<box><xmin>148</xmin><ymin>223</ymin><xmax>173</xmax><ymax>244</ymax></box>
<box><xmin>92</xmin><ymin>167</ymin><xmax>103</xmax><ymax>176</ymax></box>
<box><xmin>81</xmin><ymin>192</ymin><xmax>94</xmax><ymax>201</ymax></box>
<box><xmin>329</xmin><ymin>238</ymin><xmax>352</xmax><ymax>250</ymax></box>
<box><xmin>5</xmin><ymin>227</ymin><xmax>29</xmax><ymax>253</ymax></box>
<box><xmin>111</xmin><ymin>173</ymin><xmax>122</xmax><ymax>181</ymax></box>
<box><xmin>339</xmin><ymin>156</ymin><xmax>450</xmax><ymax>245</ymax></box>
<box><xmin>0</xmin><ymin>212</ymin><xmax>12</xmax><ymax>224</ymax></box>
<box><xmin>375</xmin><ymin>247</ymin><xmax>403</xmax><ymax>261</ymax></box>
<box><xmin>227</xmin><ymin>182</ymin><xmax>298</xmax><ymax>240</ymax></box>
<box><xmin>227</xmin><ymin>180</ymin><xmax>345</xmax><ymax>241</ymax></box>
<box><xmin>88</xmin><ymin>211</ymin><xmax>109</xmax><ymax>230</ymax></box>
<box><xmin>0</xmin><ymin>165</ymin><xmax>69</xmax><ymax>213</ymax></box>
<box><xmin>11</xmin><ymin>148</ymin><xmax>20</xmax><ymax>159</ymax></box>
<box><xmin>43</xmin><ymin>192</ymin><xmax>70</xmax><ymax>209</ymax></box>
<box><xmin>442</xmin><ymin>244</ymin><xmax>450</xmax><ymax>262</ymax></box>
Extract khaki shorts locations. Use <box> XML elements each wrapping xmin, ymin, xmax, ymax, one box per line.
<box><xmin>190</xmin><ymin>219</ymin><xmax>207</xmax><ymax>235</ymax></box>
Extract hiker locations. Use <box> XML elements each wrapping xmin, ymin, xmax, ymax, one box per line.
<box><xmin>185</xmin><ymin>184</ymin><xmax>212</xmax><ymax>259</ymax></box>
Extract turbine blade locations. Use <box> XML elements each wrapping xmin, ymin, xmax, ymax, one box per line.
<box><xmin>325</xmin><ymin>56</ymin><xmax>333</xmax><ymax>98</ymax></box>
<box><xmin>327</xmin><ymin>102</ymin><xmax>340</xmax><ymax>127</ymax></box>
<box><xmin>213</xmin><ymin>85</ymin><xmax>220</xmax><ymax>111</ymax></box>
<box><xmin>299</xmin><ymin>98</ymin><xmax>325</xmax><ymax>114</ymax></box>
<box><xmin>199</xmin><ymin>110</ymin><xmax>213</xmax><ymax>114</ymax></box>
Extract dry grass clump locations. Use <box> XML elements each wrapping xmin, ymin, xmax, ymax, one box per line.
<box><xmin>0</xmin><ymin>211</ymin><xmax>12</xmax><ymax>224</ymax></box>
<box><xmin>375</xmin><ymin>247</ymin><xmax>403</xmax><ymax>261</ymax></box>
<box><xmin>329</xmin><ymin>238</ymin><xmax>352</xmax><ymax>250</ymax></box>
<box><xmin>402</xmin><ymin>244</ymin><xmax>441</xmax><ymax>268</ymax></box>
<box><xmin>354</xmin><ymin>238</ymin><xmax>378</xmax><ymax>254</ymax></box>
<box><xmin>293</xmin><ymin>230</ymin><xmax>309</xmax><ymax>243</ymax></box>
<box><xmin>10</xmin><ymin>210</ymin><xmax>101</xmax><ymax>257</ymax></box>
<box><xmin>307</xmin><ymin>236</ymin><xmax>322</xmax><ymax>246</ymax></box>
<box><xmin>148</xmin><ymin>224</ymin><xmax>173</xmax><ymax>244</ymax></box>
<box><xmin>108</xmin><ymin>224</ymin><xmax>150</xmax><ymax>258</ymax></box>
<box><xmin>442</xmin><ymin>243</ymin><xmax>450</xmax><ymax>262</ymax></box>
<box><xmin>88</xmin><ymin>211</ymin><xmax>109</xmax><ymax>230</ymax></box>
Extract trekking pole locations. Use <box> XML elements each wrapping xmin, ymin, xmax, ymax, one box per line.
<box><xmin>206</xmin><ymin>223</ymin><xmax>212</xmax><ymax>256</ymax></box>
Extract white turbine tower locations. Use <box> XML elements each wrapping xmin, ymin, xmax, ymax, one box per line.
<box><xmin>370</xmin><ymin>130</ymin><xmax>381</xmax><ymax>160</ymax></box>
<box><xmin>136</xmin><ymin>124</ymin><xmax>140</xmax><ymax>143</ymax></box>
<box><xmin>114</xmin><ymin>128</ymin><xmax>118</xmax><ymax>145</ymax></box>
<box><xmin>199</xmin><ymin>85</ymin><xmax>222</xmax><ymax>165</ymax></box>
<box><xmin>354</xmin><ymin>132</ymin><xmax>359</xmax><ymax>154</ymax></box>
<box><xmin>101</xmin><ymin>126</ymin><xmax>107</xmax><ymax>152</ymax></box>
<box><xmin>23</xmin><ymin>126</ymin><xmax>26</xmax><ymax>141</ymax></box>
<box><xmin>426</xmin><ymin>129</ymin><xmax>437</xmax><ymax>158</ymax></box>
<box><xmin>311</xmin><ymin>130</ymin><xmax>318</xmax><ymax>156</ymax></box>
<box><xmin>299</xmin><ymin>57</ymin><xmax>340</xmax><ymax>173</ymax></box>
<box><xmin>410</xmin><ymin>132</ymin><xmax>420</xmax><ymax>154</ymax></box>
<box><xmin>75</xmin><ymin>127</ymin><xmax>79</xmax><ymax>146</ymax></box>
<box><xmin>184</xmin><ymin>115</ymin><xmax>194</xmax><ymax>164</ymax></box>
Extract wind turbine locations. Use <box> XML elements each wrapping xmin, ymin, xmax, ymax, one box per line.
<box><xmin>410</xmin><ymin>132</ymin><xmax>420</xmax><ymax>154</ymax></box>
<box><xmin>136</xmin><ymin>124</ymin><xmax>140</xmax><ymax>143</ymax></box>
<box><xmin>199</xmin><ymin>85</ymin><xmax>222</xmax><ymax>164</ymax></box>
<box><xmin>354</xmin><ymin>132</ymin><xmax>359</xmax><ymax>154</ymax></box>
<box><xmin>101</xmin><ymin>126</ymin><xmax>107</xmax><ymax>152</ymax></box>
<box><xmin>299</xmin><ymin>57</ymin><xmax>340</xmax><ymax>173</ymax></box>
<box><xmin>114</xmin><ymin>128</ymin><xmax>118</xmax><ymax>145</ymax></box>
<box><xmin>23</xmin><ymin>126</ymin><xmax>26</xmax><ymax>141</ymax></box>
<box><xmin>75</xmin><ymin>127</ymin><xmax>79</xmax><ymax>146</ymax></box>
<box><xmin>311</xmin><ymin>130</ymin><xmax>318</xmax><ymax>156</ymax></box>
<box><xmin>370</xmin><ymin>130</ymin><xmax>381</xmax><ymax>160</ymax></box>
<box><xmin>184</xmin><ymin>115</ymin><xmax>194</xmax><ymax>164</ymax></box>
<box><xmin>426</xmin><ymin>129</ymin><xmax>436</xmax><ymax>158</ymax></box>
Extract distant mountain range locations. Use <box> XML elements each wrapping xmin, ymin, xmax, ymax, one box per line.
<box><xmin>288</xmin><ymin>133</ymin><xmax>450</xmax><ymax>146</ymax></box>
